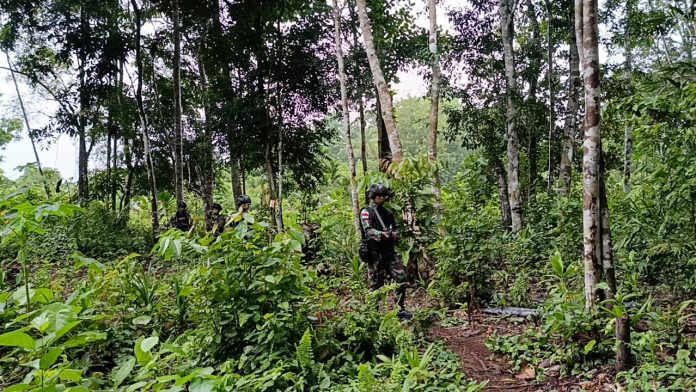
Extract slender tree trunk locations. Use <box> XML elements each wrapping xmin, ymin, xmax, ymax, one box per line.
<box><xmin>499</xmin><ymin>0</ymin><xmax>523</xmax><ymax>232</ymax></box>
<box><xmin>575</xmin><ymin>0</ymin><xmax>585</xmax><ymax>74</ymax></box>
<box><xmin>525</xmin><ymin>0</ymin><xmax>541</xmax><ymax>202</ymax></box>
<box><xmin>230</xmin><ymin>158</ymin><xmax>243</xmax><ymax>199</ymax></box>
<box><xmin>428</xmin><ymin>0</ymin><xmax>442</xmax><ymax>206</ymax></box>
<box><xmin>581</xmin><ymin>0</ymin><xmax>602</xmax><ymax>310</ymax></box>
<box><xmin>495</xmin><ymin>157</ymin><xmax>513</xmax><ymax>230</ymax></box>
<box><xmin>375</xmin><ymin>89</ymin><xmax>392</xmax><ymax>172</ymax></box>
<box><xmin>356</xmin><ymin>0</ymin><xmax>404</xmax><ymax>161</ymax></box>
<box><xmin>333</xmin><ymin>0</ymin><xmax>362</xmax><ymax>236</ymax></box>
<box><xmin>599</xmin><ymin>152</ymin><xmax>616</xmax><ymax>300</ymax></box>
<box><xmin>599</xmin><ymin>148</ymin><xmax>632</xmax><ymax>369</ymax></box>
<box><xmin>121</xmin><ymin>137</ymin><xmax>134</xmax><ymax>216</ymax></box>
<box><xmin>106</xmin><ymin>127</ymin><xmax>112</xmax><ymax>202</ymax></box>
<box><xmin>359</xmin><ymin>98</ymin><xmax>368</xmax><ymax>174</ymax></box>
<box><xmin>196</xmin><ymin>50</ymin><xmax>214</xmax><ymax>219</ymax></box>
<box><xmin>546</xmin><ymin>0</ymin><xmax>556</xmax><ymax>197</ymax></box>
<box><xmin>78</xmin><ymin>3</ymin><xmax>89</xmax><ymax>202</ymax></box>
<box><xmin>277</xmin><ymin>95</ymin><xmax>285</xmax><ymax>232</ymax></box>
<box><xmin>560</xmin><ymin>6</ymin><xmax>580</xmax><ymax>197</ymax></box>
<box><xmin>132</xmin><ymin>0</ymin><xmax>160</xmax><ymax>236</ymax></box>
<box><xmin>615</xmin><ymin>314</ymin><xmax>632</xmax><ymax>370</ymax></box>
<box><xmin>265</xmin><ymin>139</ymin><xmax>282</xmax><ymax>229</ymax></box>
<box><xmin>173</xmin><ymin>0</ymin><xmax>185</xmax><ymax>206</ymax></box>
<box><xmin>348</xmin><ymin>4</ymin><xmax>369</xmax><ymax>175</ymax></box>
<box><xmin>623</xmin><ymin>4</ymin><xmax>633</xmax><ymax>193</ymax></box>
<box><xmin>113</xmin><ymin>59</ymin><xmax>124</xmax><ymax>211</ymax></box>
<box><xmin>111</xmin><ymin>133</ymin><xmax>118</xmax><ymax>210</ymax></box>
<box><xmin>4</xmin><ymin>52</ymin><xmax>51</xmax><ymax>199</ymax></box>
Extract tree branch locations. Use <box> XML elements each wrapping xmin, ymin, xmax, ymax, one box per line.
<box><xmin>0</xmin><ymin>65</ymin><xmax>77</xmax><ymax>117</ymax></box>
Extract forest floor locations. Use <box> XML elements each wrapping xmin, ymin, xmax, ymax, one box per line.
<box><xmin>428</xmin><ymin>309</ymin><xmax>615</xmax><ymax>392</ymax></box>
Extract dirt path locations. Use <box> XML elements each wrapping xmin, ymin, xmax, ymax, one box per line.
<box><xmin>430</xmin><ymin>311</ymin><xmax>592</xmax><ymax>392</ymax></box>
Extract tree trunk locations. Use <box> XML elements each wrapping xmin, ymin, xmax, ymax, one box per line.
<box><xmin>4</xmin><ymin>51</ymin><xmax>51</xmax><ymax>199</ymax></box>
<box><xmin>375</xmin><ymin>88</ymin><xmax>392</xmax><ymax>172</ymax></box>
<box><xmin>546</xmin><ymin>0</ymin><xmax>556</xmax><ymax>197</ymax></box>
<box><xmin>599</xmin><ymin>151</ymin><xmax>616</xmax><ymax>300</ymax></box>
<box><xmin>495</xmin><ymin>158</ymin><xmax>513</xmax><ymax>231</ymax></box>
<box><xmin>615</xmin><ymin>314</ymin><xmax>632</xmax><ymax>370</ymax></box>
<box><xmin>106</xmin><ymin>126</ymin><xmax>112</xmax><ymax>203</ymax></box>
<box><xmin>428</xmin><ymin>0</ymin><xmax>442</xmax><ymax>206</ymax></box>
<box><xmin>265</xmin><ymin>139</ymin><xmax>282</xmax><ymax>230</ymax></box>
<box><xmin>359</xmin><ymin>98</ymin><xmax>368</xmax><ymax>174</ymax></box>
<box><xmin>581</xmin><ymin>0</ymin><xmax>601</xmax><ymax>310</ymax></box>
<box><xmin>173</xmin><ymin>0</ymin><xmax>185</xmax><ymax>206</ymax></box>
<box><xmin>623</xmin><ymin>127</ymin><xmax>633</xmax><ymax>193</ymax></box>
<box><xmin>356</xmin><ymin>0</ymin><xmax>404</xmax><ymax>162</ymax></box>
<box><xmin>132</xmin><ymin>0</ymin><xmax>160</xmax><ymax>236</ymax></box>
<box><xmin>277</xmin><ymin>96</ymin><xmax>285</xmax><ymax>232</ymax></box>
<box><xmin>623</xmin><ymin>5</ymin><xmax>633</xmax><ymax>193</ymax></box>
<box><xmin>560</xmin><ymin>5</ymin><xmax>580</xmax><ymax>197</ymax></box>
<box><xmin>78</xmin><ymin>3</ymin><xmax>89</xmax><ymax>202</ymax></box>
<box><xmin>575</xmin><ymin>0</ymin><xmax>585</xmax><ymax>74</ymax></box>
<box><xmin>121</xmin><ymin>137</ymin><xmax>134</xmax><ymax>215</ymax></box>
<box><xmin>525</xmin><ymin>0</ymin><xmax>541</xmax><ymax>203</ymax></box>
<box><xmin>111</xmin><ymin>133</ymin><xmax>118</xmax><ymax>210</ymax></box>
<box><xmin>348</xmin><ymin>4</ymin><xmax>369</xmax><ymax>175</ymax></box>
<box><xmin>231</xmin><ymin>157</ymin><xmax>243</xmax><ymax>199</ymax></box>
<box><xmin>499</xmin><ymin>0</ymin><xmax>523</xmax><ymax>232</ymax></box>
<box><xmin>333</xmin><ymin>0</ymin><xmax>362</xmax><ymax>236</ymax></box>
<box><xmin>196</xmin><ymin>50</ymin><xmax>214</xmax><ymax>219</ymax></box>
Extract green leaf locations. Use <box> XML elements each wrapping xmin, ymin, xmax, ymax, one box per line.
<box><xmin>161</xmin><ymin>343</ymin><xmax>186</xmax><ymax>356</ymax></box>
<box><xmin>65</xmin><ymin>387</ymin><xmax>90</xmax><ymax>392</ymax></box>
<box><xmin>141</xmin><ymin>336</ymin><xmax>159</xmax><ymax>352</ymax></box>
<box><xmin>40</xmin><ymin>347</ymin><xmax>63</xmax><ymax>370</ymax></box>
<box><xmin>676</xmin><ymin>349</ymin><xmax>690</xmax><ymax>362</ymax></box>
<box><xmin>134</xmin><ymin>337</ymin><xmax>158</xmax><ymax>366</ymax></box>
<box><xmin>63</xmin><ymin>331</ymin><xmax>107</xmax><ymax>348</ymax></box>
<box><xmin>264</xmin><ymin>275</ymin><xmax>276</xmax><ymax>284</ymax></box>
<box><xmin>288</xmin><ymin>227</ymin><xmax>305</xmax><ymax>245</ymax></box>
<box><xmin>31</xmin><ymin>303</ymin><xmax>77</xmax><ymax>334</ymax></box>
<box><xmin>132</xmin><ymin>316</ymin><xmax>152</xmax><ymax>326</ymax></box>
<box><xmin>189</xmin><ymin>379</ymin><xmax>215</xmax><ymax>392</ymax></box>
<box><xmin>112</xmin><ymin>356</ymin><xmax>136</xmax><ymax>388</ymax></box>
<box><xmin>59</xmin><ymin>368</ymin><xmax>83</xmax><ymax>383</ymax></box>
<box><xmin>3</xmin><ymin>385</ymin><xmax>31</xmax><ymax>392</ymax></box>
<box><xmin>0</xmin><ymin>330</ymin><xmax>35</xmax><ymax>349</ymax></box>
<box><xmin>319</xmin><ymin>376</ymin><xmax>331</xmax><ymax>389</ymax></box>
<box><xmin>550</xmin><ymin>252</ymin><xmax>564</xmax><ymax>276</ymax></box>
<box><xmin>583</xmin><ymin>340</ymin><xmax>596</xmax><ymax>355</ymax></box>
<box><xmin>33</xmin><ymin>288</ymin><xmax>54</xmax><ymax>304</ymax></box>
<box><xmin>125</xmin><ymin>381</ymin><xmax>148</xmax><ymax>392</ymax></box>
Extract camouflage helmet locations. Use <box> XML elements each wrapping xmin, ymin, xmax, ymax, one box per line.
<box><xmin>366</xmin><ymin>183</ymin><xmax>392</xmax><ymax>200</ymax></box>
<box><xmin>235</xmin><ymin>194</ymin><xmax>252</xmax><ymax>207</ymax></box>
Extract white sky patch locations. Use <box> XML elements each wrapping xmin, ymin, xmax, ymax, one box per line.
<box><xmin>0</xmin><ymin>54</ymin><xmax>77</xmax><ymax>181</ymax></box>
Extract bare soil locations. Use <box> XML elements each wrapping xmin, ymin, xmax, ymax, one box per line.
<box><xmin>429</xmin><ymin>310</ymin><xmax>609</xmax><ymax>392</ymax></box>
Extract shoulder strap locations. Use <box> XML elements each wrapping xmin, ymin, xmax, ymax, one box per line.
<box><xmin>372</xmin><ymin>206</ymin><xmax>388</xmax><ymax>231</ymax></box>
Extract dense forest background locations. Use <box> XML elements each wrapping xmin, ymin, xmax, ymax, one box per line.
<box><xmin>0</xmin><ymin>0</ymin><xmax>695</xmax><ymax>390</ymax></box>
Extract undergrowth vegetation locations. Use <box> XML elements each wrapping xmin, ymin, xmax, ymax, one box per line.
<box><xmin>0</xmin><ymin>187</ymin><xmax>486</xmax><ymax>392</ymax></box>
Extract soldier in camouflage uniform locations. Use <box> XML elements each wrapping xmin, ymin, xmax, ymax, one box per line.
<box><xmin>206</xmin><ymin>202</ymin><xmax>227</xmax><ymax>236</ymax></box>
<box><xmin>360</xmin><ymin>184</ymin><xmax>411</xmax><ymax>320</ymax></box>
<box><xmin>170</xmin><ymin>202</ymin><xmax>193</xmax><ymax>232</ymax></box>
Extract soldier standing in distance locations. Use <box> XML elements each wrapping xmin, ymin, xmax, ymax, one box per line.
<box><xmin>230</xmin><ymin>195</ymin><xmax>252</xmax><ymax>228</ymax></box>
<box><xmin>170</xmin><ymin>201</ymin><xmax>193</xmax><ymax>231</ymax></box>
<box><xmin>360</xmin><ymin>184</ymin><xmax>411</xmax><ymax>320</ymax></box>
<box><xmin>207</xmin><ymin>202</ymin><xmax>227</xmax><ymax>236</ymax></box>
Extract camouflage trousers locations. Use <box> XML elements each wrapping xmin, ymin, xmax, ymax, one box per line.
<box><xmin>363</xmin><ymin>249</ymin><xmax>407</xmax><ymax>307</ymax></box>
